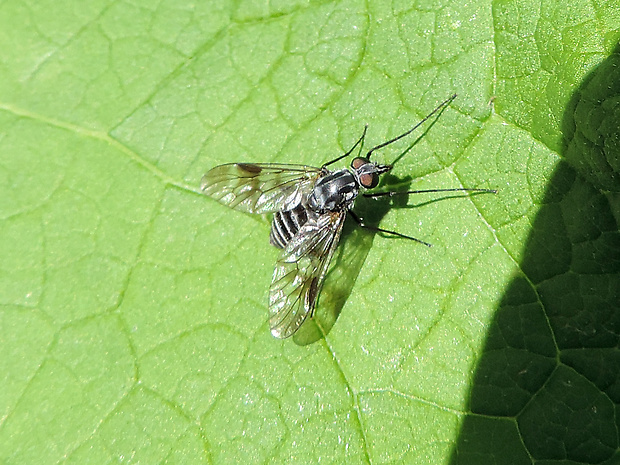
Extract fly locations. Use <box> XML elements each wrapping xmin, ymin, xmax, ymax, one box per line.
<box><xmin>201</xmin><ymin>94</ymin><xmax>496</xmax><ymax>338</ymax></box>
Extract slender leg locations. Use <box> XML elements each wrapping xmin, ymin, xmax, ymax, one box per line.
<box><xmin>364</xmin><ymin>187</ymin><xmax>497</xmax><ymax>198</ymax></box>
<box><xmin>322</xmin><ymin>125</ymin><xmax>369</xmax><ymax>168</ymax></box>
<box><xmin>348</xmin><ymin>209</ymin><xmax>432</xmax><ymax>247</ymax></box>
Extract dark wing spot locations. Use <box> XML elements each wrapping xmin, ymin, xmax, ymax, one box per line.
<box><xmin>306</xmin><ymin>277</ymin><xmax>320</xmax><ymax>315</ymax></box>
<box><xmin>237</xmin><ymin>163</ymin><xmax>262</xmax><ymax>174</ymax></box>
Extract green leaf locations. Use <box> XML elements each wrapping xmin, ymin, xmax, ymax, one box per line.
<box><xmin>0</xmin><ymin>0</ymin><xmax>618</xmax><ymax>464</ymax></box>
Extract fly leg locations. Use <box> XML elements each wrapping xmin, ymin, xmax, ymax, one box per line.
<box><xmin>347</xmin><ymin>209</ymin><xmax>432</xmax><ymax>247</ymax></box>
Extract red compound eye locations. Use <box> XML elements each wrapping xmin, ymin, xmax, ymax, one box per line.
<box><xmin>360</xmin><ymin>172</ymin><xmax>379</xmax><ymax>188</ymax></box>
<box><xmin>351</xmin><ymin>157</ymin><xmax>369</xmax><ymax>169</ymax></box>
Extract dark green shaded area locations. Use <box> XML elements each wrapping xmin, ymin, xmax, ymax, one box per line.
<box><xmin>452</xmin><ymin>416</ymin><xmax>531</xmax><ymax>465</ymax></box>
<box><xmin>452</xmin><ymin>43</ymin><xmax>620</xmax><ymax>465</ymax></box>
<box><xmin>519</xmin><ymin>366</ymin><xmax>616</xmax><ymax>462</ymax></box>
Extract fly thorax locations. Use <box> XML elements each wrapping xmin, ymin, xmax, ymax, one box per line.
<box><xmin>308</xmin><ymin>169</ymin><xmax>359</xmax><ymax>213</ymax></box>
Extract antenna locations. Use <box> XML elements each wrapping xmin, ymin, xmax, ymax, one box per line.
<box><xmin>366</xmin><ymin>93</ymin><xmax>457</xmax><ymax>160</ymax></box>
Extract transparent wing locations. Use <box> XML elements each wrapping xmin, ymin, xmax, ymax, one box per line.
<box><xmin>269</xmin><ymin>211</ymin><xmax>347</xmax><ymax>338</ymax></box>
<box><xmin>201</xmin><ymin>163</ymin><xmax>321</xmax><ymax>214</ymax></box>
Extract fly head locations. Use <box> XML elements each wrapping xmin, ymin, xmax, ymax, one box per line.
<box><xmin>350</xmin><ymin>157</ymin><xmax>392</xmax><ymax>189</ymax></box>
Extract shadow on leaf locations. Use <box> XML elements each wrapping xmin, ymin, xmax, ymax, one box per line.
<box><xmin>450</xmin><ymin>44</ymin><xmax>620</xmax><ymax>464</ymax></box>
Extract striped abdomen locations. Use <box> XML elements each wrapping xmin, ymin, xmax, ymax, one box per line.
<box><xmin>270</xmin><ymin>203</ymin><xmax>317</xmax><ymax>248</ymax></box>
